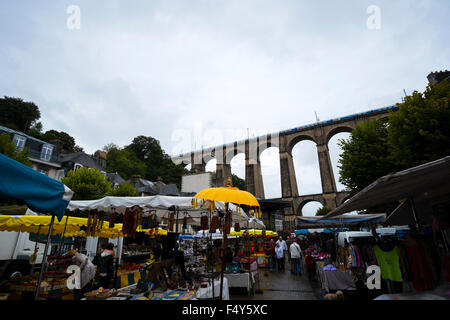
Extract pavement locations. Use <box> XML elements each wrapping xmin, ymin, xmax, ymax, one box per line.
<box><xmin>229</xmin><ymin>259</ymin><xmax>324</xmax><ymax>300</ymax></box>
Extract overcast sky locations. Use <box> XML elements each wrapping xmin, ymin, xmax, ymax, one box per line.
<box><xmin>1</xmin><ymin>1</ymin><xmax>448</xmax><ymax>215</ymax></box>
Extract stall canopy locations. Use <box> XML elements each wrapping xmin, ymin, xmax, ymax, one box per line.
<box><xmin>67</xmin><ymin>195</ymin><xmax>253</xmax><ymax>225</ymax></box>
<box><xmin>297</xmin><ymin>214</ymin><xmax>386</xmax><ymax>229</ymax></box>
<box><xmin>0</xmin><ymin>153</ymin><xmax>73</xmax><ymax>221</ymax></box>
<box><xmin>320</xmin><ymin>156</ymin><xmax>450</xmax><ymax>222</ymax></box>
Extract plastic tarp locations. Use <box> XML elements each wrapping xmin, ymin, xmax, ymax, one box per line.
<box><xmin>0</xmin><ymin>214</ymin><xmax>87</xmax><ymax>235</ymax></box>
<box><xmin>297</xmin><ymin>214</ymin><xmax>386</xmax><ymax>229</ymax></box>
<box><xmin>0</xmin><ymin>153</ymin><xmax>73</xmax><ymax>221</ymax></box>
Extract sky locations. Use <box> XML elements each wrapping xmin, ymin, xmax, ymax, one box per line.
<box><xmin>1</xmin><ymin>1</ymin><xmax>449</xmax><ymax>215</ymax></box>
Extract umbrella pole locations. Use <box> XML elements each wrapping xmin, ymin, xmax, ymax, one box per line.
<box><xmin>35</xmin><ymin>214</ymin><xmax>55</xmax><ymax>300</ymax></box>
<box><xmin>219</xmin><ymin>203</ymin><xmax>229</xmax><ymax>300</ymax></box>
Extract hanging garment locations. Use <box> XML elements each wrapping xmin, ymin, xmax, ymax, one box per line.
<box><xmin>148</xmin><ymin>211</ymin><xmax>158</xmax><ymax>228</ymax></box>
<box><xmin>141</xmin><ymin>216</ymin><xmax>150</xmax><ymax>229</ymax></box>
<box><xmin>182</xmin><ymin>216</ymin><xmax>187</xmax><ymax>230</ymax></box>
<box><xmin>234</xmin><ymin>222</ymin><xmax>240</xmax><ymax>232</ymax></box>
<box><xmin>373</xmin><ymin>245</ymin><xmax>403</xmax><ymax>282</ymax></box>
<box><xmin>200</xmin><ymin>215</ymin><xmax>208</xmax><ymax>230</ymax></box>
<box><xmin>109</xmin><ymin>212</ymin><xmax>115</xmax><ymax>228</ymax></box>
<box><xmin>404</xmin><ymin>237</ymin><xmax>433</xmax><ymax>291</ymax></box>
<box><xmin>210</xmin><ymin>215</ymin><xmax>219</xmax><ymax>232</ymax></box>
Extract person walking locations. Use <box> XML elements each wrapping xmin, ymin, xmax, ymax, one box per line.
<box><xmin>275</xmin><ymin>243</ymin><xmax>284</xmax><ymax>272</ymax></box>
<box><xmin>71</xmin><ymin>250</ymin><xmax>96</xmax><ymax>300</ymax></box>
<box><xmin>286</xmin><ymin>235</ymin><xmax>294</xmax><ymax>273</ymax></box>
<box><xmin>289</xmin><ymin>239</ymin><xmax>303</xmax><ymax>276</ymax></box>
<box><xmin>276</xmin><ymin>236</ymin><xmax>288</xmax><ymax>270</ymax></box>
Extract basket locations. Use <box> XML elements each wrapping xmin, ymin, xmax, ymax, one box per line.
<box><xmin>84</xmin><ymin>289</ymin><xmax>118</xmax><ymax>300</ymax></box>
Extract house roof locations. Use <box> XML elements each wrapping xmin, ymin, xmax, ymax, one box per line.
<box><xmin>59</xmin><ymin>152</ymin><xmax>103</xmax><ymax>171</ymax></box>
<box><xmin>106</xmin><ymin>172</ymin><xmax>125</xmax><ymax>184</ymax></box>
<box><xmin>0</xmin><ymin>125</ymin><xmax>55</xmax><ymax>146</ymax></box>
<box><xmin>161</xmin><ymin>184</ymin><xmax>180</xmax><ymax>196</ymax></box>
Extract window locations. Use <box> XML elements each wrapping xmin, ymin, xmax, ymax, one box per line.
<box><xmin>40</xmin><ymin>144</ymin><xmax>53</xmax><ymax>161</ymax></box>
<box><xmin>13</xmin><ymin>135</ymin><xmax>26</xmax><ymax>151</ymax></box>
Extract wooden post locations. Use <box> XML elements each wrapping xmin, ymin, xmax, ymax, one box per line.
<box><xmin>219</xmin><ymin>203</ymin><xmax>229</xmax><ymax>300</ymax></box>
<box><xmin>35</xmin><ymin>214</ymin><xmax>55</xmax><ymax>300</ymax></box>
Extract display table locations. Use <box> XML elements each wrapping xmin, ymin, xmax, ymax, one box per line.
<box><xmin>316</xmin><ymin>263</ymin><xmax>356</xmax><ymax>292</ymax></box>
<box><xmin>195</xmin><ymin>277</ymin><xmax>230</xmax><ymax>300</ymax></box>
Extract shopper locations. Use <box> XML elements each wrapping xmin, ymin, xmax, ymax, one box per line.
<box><xmin>275</xmin><ymin>243</ymin><xmax>284</xmax><ymax>272</ymax></box>
<box><xmin>289</xmin><ymin>239</ymin><xmax>303</xmax><ymax>276</ymax></box>
<box><xmin>96</xmin><ymin>243</ymin><xmax>115</xmax><ymax>289</ymax></box>
<box><xmin>305</xmin><ymin>249</ymin><xmax>316</xmax><ymax>281</ymax></box>
<box><xmin>276</xmin><ymin>236</ymin><xmax>287</xmax><ymax>270</ymax></box>
<box><xmin>269</xmin><ymin>238</ymin><xmax>275</xmax><ymax>272</ymax></box>
<box><xmin>71</xmin><ymin>250</ymin><xmax>96</xmax><ymax>300</ymax></box>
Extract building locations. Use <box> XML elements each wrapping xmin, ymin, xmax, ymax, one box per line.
<box><xmin>128</xmin><ymin>176</ymin><xmax>180</xmax><ymax>197</ymax></box>
<box><xmin>106</xmin><ymin>172</ymin><xmax>125</xmax><ymax>189</ymax></box>
<box><xmin>0</xmin><ymin>125</ymin><xmax>63</xmax><ymax>180</ymax></box>
<box><xmin>59</xmin><ymin>151</ymin><xmax>106</xmax><ymax>176</ymax></box>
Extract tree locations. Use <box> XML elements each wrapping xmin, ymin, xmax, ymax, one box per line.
<box><xmin>0</xmin><ymin>96</ymin><xmax>41</xmax><ymax>133</ymax></box>
<box><xmin>315</xmin><ymin>207</ymin><xmax>332</xmax><ymax>216</ymax></box>
<box><xmin>338</xmin><ymin>118</ymin><xmax>398</xmax><ymax>195</ymax></box>
<box><xmin>41</xmin><ymin>130</ymin><xmax>79</xmax><ymax>153</ymax></box>
<box><xmin>127</xmin><ymin>135</ymin><xmax>188</xmax><ymax>187</ymax></box>
<box><xmin>0</xmin><ymin>133</ymin><xmax>32</xmax><ymax>167</ymax></box>
<box><xmin>232</xmin><ymin>174</ymin><xmax>246</xmax><ymax>191</ymax></box>
<box><xmin>62</xmin><ymin>167</ymin><xmax>112</xmax><ymax>200</ymax></box>
<box><xmin>388</xmin><ymin>79</ymin><xmax>450</xmax><ymax>168</ymax></box>
<box><xmin>108</xmin><ymin>182</ymin><xmax>139</xmax><ymax>197</ymax></box>
<box><xmin>106</xmin><ymin>146</ymin><xmax>147</xmax><ymax>180</ymax></box>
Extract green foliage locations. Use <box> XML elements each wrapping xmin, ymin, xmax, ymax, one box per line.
<box><xmin>388</xmin><ymin>79</ymin><xmax>450</xmax><ymax>167</ymax></box>
<box><xmin>232</xmin><ymin>174</ymin><xmax>246</xmax><ymax>190</ymax></box>
<box><xmin>338</xmin><ymin>78</ymin><xmax>450</xmax><ymax>195</ymax></box>
<box><xmin>338</xmin><ymin>118</ymin><xmax>397</xmax><ymax>195</ymax></box>
<box><xmin>108</xmin><ymin>182</ymin><xmax>139</xmax><ymax>197</ymax></box>
<box><xmin>41</xmin><ymin>130</ymin><xmax>83</xmax><ymax>153</ymax></box>
<box><xmin>62</xmin><ymin>167</ymin><xmax>112</xmax><ymax>200</ymax></box>
<box><xmin>0</xmin><ymin>133</ymin><xmax>32</xmax><ymax>167</ymax></box>
<box><xmin>315</xmin><ymin>207</ymin><xmax>332</xmax><ymax>216</ymax></box>
<box><xmin>106</xmin><ymin>136</ymin><xmax>189</xmax><ymax>189</ymax></box>
<box><xmin>0</xmin><ymin>96</ymin><xmax>41</xmax><ymax>133</ymax></box>
<box><xmin>106</xmin><ymin>146</ymin><xmax>147</xmax><ymax>180</ymax></box>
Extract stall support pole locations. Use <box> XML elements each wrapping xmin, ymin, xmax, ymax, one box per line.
<box><xmin>409</xmin><ymin>198</ymin><xmax>421</xmax><ymax>230</ymax></box>
<box><xmin>34</xmin><ymin>214</ymin><xmax>55</xmax><ymax>300</ymax></box>
<box><xmin>219</xmin><ymin>203</ymin><xmax>229</xmax><ymax>300</ymax></box>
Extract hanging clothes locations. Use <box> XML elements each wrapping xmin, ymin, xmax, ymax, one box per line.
<box><xmin>404</xmin><ymin>236</ymin><xmax>433</xmax><ymax>291</ymax></box>
<box><xmin>200</xmin><ymin>215</ymin><xmax>208</xmax><ymax>230</ymax></box>
<box><xmin>108</xmin><ymin>212</ymin><xmax>115</xmax><ymax>228</ymax></box>
<box><xmin>373</xmin><ymin>245</ymin><xmax>403</xmax><ymax>282</ymax></box>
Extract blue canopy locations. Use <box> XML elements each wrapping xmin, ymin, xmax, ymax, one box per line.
<box><xmin>0</xmin><ymin>153</ymin><xmax>73</xmax><ymax>221</ymax></box>
<box><xmin>296</xmin><ymin>214</ymin><xmax>386</xmax><ymax>229</ymax></box>
<box><xmin>179</xmin><ymin>234</ymin><xmax>194</xmax><ymax>240</ymax></box>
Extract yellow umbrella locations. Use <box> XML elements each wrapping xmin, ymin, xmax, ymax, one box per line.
<box><xmin>193</xmin><ymin>177</ymin><xmax>261</xmax><ymax>300</ymax></box>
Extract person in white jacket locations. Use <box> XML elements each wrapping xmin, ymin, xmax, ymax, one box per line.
<box><xmin>289</xmin><ymin>239</ymin><xmax>303</xmax><ymax>276</ymax></box>
<box><xmin>275</xmin><ymin>243</ymin><xmax>284</xmax><ymax>272</ymax></box>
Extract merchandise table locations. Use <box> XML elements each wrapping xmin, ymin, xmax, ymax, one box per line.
<box><xmin>316</xmin><ymin>262</ymin><xmax>356</xmax><ymax>292</ymax></box>
<box><xmin>195</xmin><ymin>277</ymin><xmax>230</xmax><ymax>300</ymax></box>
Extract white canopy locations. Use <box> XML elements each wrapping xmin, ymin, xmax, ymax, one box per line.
<box><xmin>67</xmin><ymin>195</ymin><xmax>263</xmax><ymax>227</ymax></box>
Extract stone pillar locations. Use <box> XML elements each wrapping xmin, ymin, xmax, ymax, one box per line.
<box><xmin>191</xmin><ymin>152</ymin><xmax>205</xmax><ymax>173</ymax></box>
<box><xmin>216</xmin><ymin>163</ymin><xmax>231</xmax><ymax>187</ymax></box>
<box><xmin>244</xmin><ymin>140</ymin><xmax>265</xmax><ymax>198</ymax></box>
<box><xmin>245</xmin><ymin>157</ymin><xmax>265</xmax><ymax>198</ymax></box>
<box><xmin>279</xmin><ymin>136</ymin><xmax>299</xmax><ymax>199</ymax></box>
<box><xmin>279</xmin><ymin>135</ymin><xmax>299</xmax><ymax>217</ymax></box>
<box><xmin>316</xmin><ymin>143</ymin><xmax>337</xmax><ymax>194</ymax></box>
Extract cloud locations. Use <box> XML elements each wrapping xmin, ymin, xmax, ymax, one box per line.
<box><xmin>0</xmin><ymin>0</ymin><xmax>449</xmax><ymax>202</ymax></box>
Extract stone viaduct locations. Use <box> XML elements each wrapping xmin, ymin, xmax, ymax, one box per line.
<box><xmin>171</xmin><ymin>105</ymin><xmax>397</xmax><ymax>218</ymax></box>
